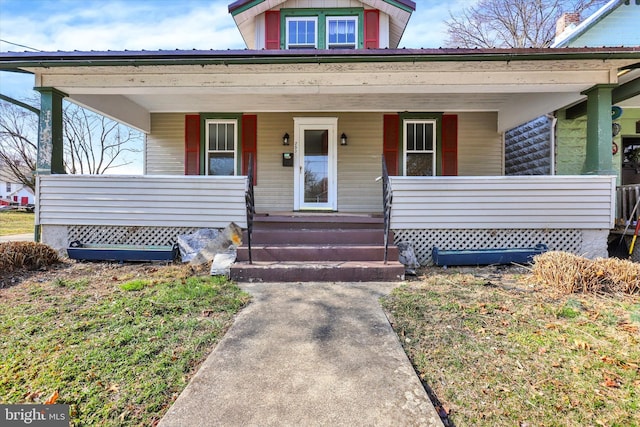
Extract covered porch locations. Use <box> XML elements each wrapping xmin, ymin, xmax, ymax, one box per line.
<box><xmin>2</xmin><ymin>47</ymin><xmax>639</xmax><ymax>269</ymax></box>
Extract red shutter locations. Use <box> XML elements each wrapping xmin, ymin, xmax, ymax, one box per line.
<box><xmin>265</xmin><ymin>11</ymin><xmax>281</xmax><ymax>50</ymax></box>
<box><xmin>383</xmin><ymin>114</ymin><xmax>399</xmax><ymax>176</ymax></box>
<box><xmin>242</xmin><ymin>114</ymin><xmax>258</xmax><ymax>185</ymax></box>
<box><xmin>184</xmin><ymin>114</ymin><xmax>200</xmax><ymax>175</ymax></box>
<box><xmin>441</xmin><ymin>114</ymin><xmax>458</xmax><ymax>176</ymax></box>
<box><xmin>364</xmin><ymin>10</ymin><xmax>379</xmax><ymax>49</ymax></box>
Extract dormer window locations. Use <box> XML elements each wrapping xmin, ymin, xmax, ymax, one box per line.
<box><xmin>327</xmin><ymin>17</ymin><xmax>357</xmax><ymax>49</ymax></box>
<box><xmin>286</xmin><ymin>17</ymin><xmax>318</xmax><ymax>49</ymax></box>
<box><xmin>280</xmin><ymin>8</ymin><xmax>364</xmax><ymax>50</ymax></box>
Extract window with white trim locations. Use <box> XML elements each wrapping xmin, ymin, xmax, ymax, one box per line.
<box><xmin>205</xmin><ymin>119</ymin><xmax>237</xmax><ymax>176</ymax></box>
<box><xmin>404</xmin><ymin>120</ymin><xmax>437</xmax><ymax>176</ymax></box>
<box><xmin>286</xmin><ymin>17</ymin><xmax>318</xmax><ymax>49</ymax></box>
<box><xmin>327</xmin><ymin>16</ymin><xmax>357</xmax><ymax>49</ymax></box>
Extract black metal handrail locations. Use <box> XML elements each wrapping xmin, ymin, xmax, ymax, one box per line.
<box><xmin>381</xmin><ymin>156</ymin><xmax>393</xmax><ymax>264</ymax></box>
<box><xmin>245</xmin><ymin>154</ymin><xmax>255</xmax><ymax>264</ymax></box>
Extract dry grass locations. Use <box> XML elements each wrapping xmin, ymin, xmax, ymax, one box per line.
<box><xmin>0</xmin><ymin>241</ymin><xmax>60</xmax><ymax>274</ymax></box>
<box><xmin>382</xmin><ymin>265</ymin><xmax>640</xmax><ymax>427</ymax></box>
<box><xmin>532</xmin><ymin>251</ymin><xmax>640</xmax><ymax>295</ymax></box>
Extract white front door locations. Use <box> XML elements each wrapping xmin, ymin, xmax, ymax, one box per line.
<box><xmin>294</xmin><ymin>117</ymin><xmax>338</xmax><ymax>211</ymax></box>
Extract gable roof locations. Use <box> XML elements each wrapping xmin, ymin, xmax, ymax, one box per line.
<box><xmin>552</xmin><ymin>0</ymin><xmax>639</xmax><ymax>47</ymax></box>
<box><xmin>228</xmin><ymin>0</ymin><xmax>416</xmax><ymax>49</ymax></box>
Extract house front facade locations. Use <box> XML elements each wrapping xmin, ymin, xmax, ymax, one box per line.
<box><xmin>1</xmin><ymin>0</ymin><xmax>639</xmax><ymax>265</ymax></box>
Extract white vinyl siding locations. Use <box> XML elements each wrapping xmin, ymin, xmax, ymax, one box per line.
<box><xmin>37</xmin><ymin>175</ymin><xmax>247</xmax><ymax>228</ymax></box>
<box><xmin>389</xmin><ymin>175</ymin><xmax>615</xmax><ymax>229</ymax></box>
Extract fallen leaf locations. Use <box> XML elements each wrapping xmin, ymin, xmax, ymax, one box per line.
<box><xmin>44</xmin><ymin>390</ymin><xmax>59</xmax><ymax>405</ymax></box>
<box><xmin>601</xmin><ymin>355</ymin><xmax>617</xmax><ymax>365</ymax></box>
<box><xmin>106</xmin><ymin>384</ymin><xmax>120</xmax><ymax>393</ymax></box>
<box><xmin>24</xmin><ymin>391</ymin><xmax>41</xmax><ymax>402</ymax></box>
<box><xmin>538</xmin><ymin>347</ymin><xmax>547</xmax><ymax>355</ymax></box>
<box><xmin>603</xmin><ymin>377</ymin><xmax>620</xmax><ymax>388</ymax></box>
<box><xmin>573</xmin><ymin>340</ymin><xmax>591</xmax><ymax>351</ymax></box>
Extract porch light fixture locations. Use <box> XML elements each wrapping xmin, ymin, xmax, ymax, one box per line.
<box><xmin>340</xmin><ymin>133</ymin><xmax>348</xmax><ymax>146</ymax></box>
<box><xmin>283</xmin><ymin>133</ymin><xmax>290</xmax><ymax>145</ymax></box>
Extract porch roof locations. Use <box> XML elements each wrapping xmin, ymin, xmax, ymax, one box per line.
<box><xmin>1</xmin><ymin>47</ymin><xmax>639</xmax><ymax>133</ymax></box>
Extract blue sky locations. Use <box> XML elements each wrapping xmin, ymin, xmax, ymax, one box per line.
<box><xmin>0</xmin><ymin>0</ymin><xmax>474</xmax><ymax>98</ymax></box>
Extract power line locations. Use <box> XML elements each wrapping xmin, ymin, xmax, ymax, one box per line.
<box><xmin>0</xmin><ymin>39</ymin><xmax>43</xmax><ymax>52</ymax></box>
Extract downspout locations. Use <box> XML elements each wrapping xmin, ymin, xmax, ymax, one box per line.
<box><xmin>545</xmin><ymin>114</ymin><xmax>557</xmax><ymax>175</ymax></box>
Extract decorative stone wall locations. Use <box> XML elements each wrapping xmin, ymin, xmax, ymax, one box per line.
<box><xmin>505</xmin><ymin>115</ymin><xmax>553</xmax><ymax>175</ymax></box>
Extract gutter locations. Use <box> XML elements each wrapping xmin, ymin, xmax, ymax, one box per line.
<box><xmin>1</xmin><ymin>47</ymin><xmax>639</xmax><ymax>70</ymax></box>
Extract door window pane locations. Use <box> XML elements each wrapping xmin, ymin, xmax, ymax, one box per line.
<box><xmin>304</xmin><ymin>129</ymin><xmax>329</xmax><ymax>203</ymax></box>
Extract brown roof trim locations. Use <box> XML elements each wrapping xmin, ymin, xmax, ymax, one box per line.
<box><xmin>228</xmin><ymin>0</ymin><xmax>416</xmax><ymax>14</ymax></box>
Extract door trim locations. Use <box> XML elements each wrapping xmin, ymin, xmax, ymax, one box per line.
<box><xmin>293</xmin><ymin>117</ymin><xmax>338</xmax><ymax>211</ymax></box>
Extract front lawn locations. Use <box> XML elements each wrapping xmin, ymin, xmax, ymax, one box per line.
<box><xmin>0</xmin><ymin>211</ymin><xmax>35</xmax><ymax>235</ymax></box>
<box><xmin>382</xmin><ymin>267</ymin><xmax>640</xmax><ymax>427</ymax></box>
<box><xmin>0</xmin><ymin>263</ymin><xmax>250</xmax><ymax>426</ymax></box>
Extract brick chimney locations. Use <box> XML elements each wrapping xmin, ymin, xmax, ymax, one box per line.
<box><xmin>556</xmin><ymin>12</ymin><xmax>581</xmax><ymax>37</ymax></box>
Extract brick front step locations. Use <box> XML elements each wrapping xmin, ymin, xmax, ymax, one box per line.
<box><xmin>251</xmin><ymin>214</ymin><xmax>384</xmax><ymax>230</ymax></box>
<box><xmin>247</xmin><ymin>229</ymin><xmax>388</xmax><ymax>245</ymax></box>
<box><xmin>236</xmin><ymin>245</ymin><xmax>398</xmax><ymax>262</ymax></box>
<box><xmin>229</xmin><ymin>261</ymin><xmax>405</xmax><ymax>283</ymax></box>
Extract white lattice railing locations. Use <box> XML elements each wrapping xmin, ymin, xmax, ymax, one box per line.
<box><xmin>394</xmin><ymin>228</ymin><xmax>582</xmax><ymax>265</ymax></box>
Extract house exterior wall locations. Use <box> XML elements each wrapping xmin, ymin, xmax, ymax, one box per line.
<box><xmin>457</xmin><ymin>112</ymin><xmax>503</xmax><ymax>176</ymax></box>
<box><xmin>145</xmin><ymin>111</ymin><xmax>503</xmax><ymax>212</ymax></box>
<box><xmin>146</xmin><ymin>113</ymin><xmax>188</xmax><ymax>175</ymax></box>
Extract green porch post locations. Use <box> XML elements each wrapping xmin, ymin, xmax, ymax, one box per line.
<box><xmin>582</xmin><ymin>84</ymin><xmax>616</xmax><ymax>175</ymax></box>
<box><xmin>35</xmin><ymin>87</ymin><xmax>67</xmax><ymax>174</ymax></box>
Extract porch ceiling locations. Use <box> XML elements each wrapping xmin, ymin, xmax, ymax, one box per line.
<box><xmin>20</xmin><ymin>54</ymin><xmax>640</xmax><ymax>133</ymax></box>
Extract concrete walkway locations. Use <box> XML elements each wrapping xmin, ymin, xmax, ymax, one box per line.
<box><xmin>0</xmin><ymin>233</ymin><xmax>33</xmax><ymax>243</ymax></box>
<box><xmin>159</xmin><ymin>282</ymin><xmax>443</xmax><ymax>427</ymax></box>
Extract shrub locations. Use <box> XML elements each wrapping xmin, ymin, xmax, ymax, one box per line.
<box><xmin>0</xmin><ymin>241</ymin><xmax>60</xmax><ymax>272</ymax></box>
<box><xmin>532</xmin><ymin>251</ymin><xmax>640</xmax><ymax>295</ymax></box>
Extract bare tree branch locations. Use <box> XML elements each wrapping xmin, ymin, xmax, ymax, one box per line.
<box><xmin>1</xmin><ymin>98</ymin><xmax>143</xmax><ymax>188</ymax></box>
<box><xmin>444</xmin><ymin>0</ymin><xmax>608</xmax><ymax>48</ymax></box>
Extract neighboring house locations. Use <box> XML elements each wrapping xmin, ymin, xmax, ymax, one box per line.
<box><xmin>0</xmin><ymin>0</ymin><xmax>639</xmax><ymax>271</ymax></box>
<box><xmin>0</xmin><ymin>183</ymin><xmax>35</xmax><ymax>206</ymax></box>
<box><xmin>0</xmin><ymin>167</ymin><xmax>34</xmax><ymax>206</ymax></box>
<box><xmin>505</xmin><ymin>0</ymin><xmax>640</xmax><ymax>222</ymax></box>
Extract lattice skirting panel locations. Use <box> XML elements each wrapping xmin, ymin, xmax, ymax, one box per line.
<box><xmin>393</xmin><ymin>228</ymin><xmax>583</xmax><ymax>266</ymax></box>
<box><xmin>68</xmin><ymin>225</ymin><xmax>204</xmax><ymax>247</ymax></box>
